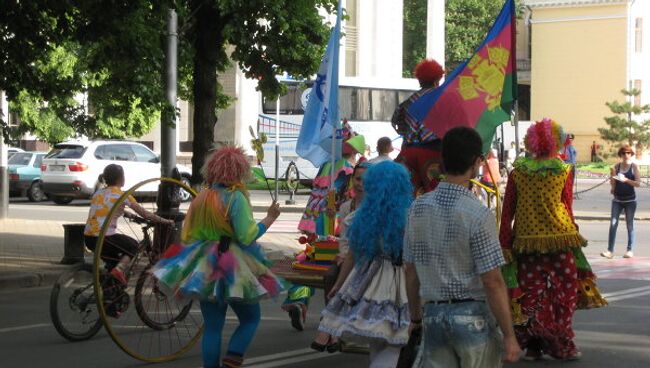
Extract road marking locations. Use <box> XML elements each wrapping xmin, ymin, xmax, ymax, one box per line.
<box><xmin>192</xmin><ymin>348</ymin><xmax>327</xmax><ymax>368</ymax></box>
<box><xmin>605</xmin><ymin>290</ymin><xmax>650</xmax><ymax>302</ymax></box>
<box><xmin>245</xmin><ymin>352</ymin><xmax>338</xmax><ymax>368</ymax></box>
<box><xmin>0</xmin><ymin>323</ymin><xmax>50</xmax><ymax>333</ymax></box>
<box><xmin>245</xmin><ymin>348</ymin><xmax>315</xmax><ymax>364</ymax></box>
<box><xmin>601</xmin><ymin>285</ymin><xmax>650</xmax><ymax>298</ymax></box>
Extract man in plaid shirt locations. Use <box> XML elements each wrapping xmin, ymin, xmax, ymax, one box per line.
<box><xmin>404</xmin><ymin>127</ymin><xmax>521</xmax><ymax>367</ymax></box>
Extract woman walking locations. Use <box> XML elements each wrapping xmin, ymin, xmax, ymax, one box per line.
<box><xmin>601</xmin><ymin>144</ymin><xmax>641</xmax><ymax>259</ymax></box>
<box><xmin>499</xmin><ymin>119</ymin><xmax>606</xmax><ymax>361</ymax></box>
<box><xmin>153</xmin><ymin>146</ymin><xmax>283</xmax><ymax>368</ymax></box>
<box><xmin>314</xmin><ymin>161</ymin><xmax>413</xmax><ymax>367</ymax></box>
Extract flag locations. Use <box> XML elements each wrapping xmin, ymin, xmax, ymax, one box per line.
<box><xmin>408</xmin><ymin>0</ymin><xmax>517</xmax><ymax>152</ymax></box>
<box><xmin>296</xmin><ymin>2</ymin><xmax>343</xmax><ymax>167</ymax></box>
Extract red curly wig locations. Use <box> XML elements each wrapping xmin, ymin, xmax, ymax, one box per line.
<box><xmin>202</xmin><ymin>146</ymin><xmax>251</xmax><ymax>186</ymax></box>
<box><xmin>414</xmin><ymin>59</ymin><xmax>444</xmax><ymax>85</ymax></box>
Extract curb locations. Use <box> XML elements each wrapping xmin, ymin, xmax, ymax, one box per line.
<box><xmin>0</xmin><ymin>270</ymin><xmax>62</xmax><ymax>291</ymax></box>
<box><xmin>251</xmin><ymin>205</ymin><xmax>305</xmax><ymax>213</ymax></box>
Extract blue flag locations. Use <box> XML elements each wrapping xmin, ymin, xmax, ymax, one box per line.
<box><xmin>296</xmin><ymin>3</ymin><xmax>342</xmax><ymax>167</ymax></box>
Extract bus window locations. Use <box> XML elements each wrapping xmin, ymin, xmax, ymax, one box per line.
<box><xmin>371</xmin><ymin>89</ymin><xmax>398</xmax><ymax>121</ymax></box>
<box><xmin>262</xmin><ymin>83</ymin><xmax>307</xmax><ymax>115</ymax></box>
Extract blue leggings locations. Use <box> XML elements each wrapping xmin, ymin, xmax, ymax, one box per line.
<box><xmin>200</xmin><ymin>301</ymin><xmax>261</xmax><ymax>368</ymax></box>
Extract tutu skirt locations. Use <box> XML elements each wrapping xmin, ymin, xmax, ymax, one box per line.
<box><xmin>153</xmin><ymin>240</ymin><xmax>283</xmax><ymax>303</ymax></box>
<box><xmin>318</xmin><ymin>259</ymin><xmax>410</xmax><ymax>345</ymax></box>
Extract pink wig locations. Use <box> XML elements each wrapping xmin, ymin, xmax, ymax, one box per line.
<box><xmin>202</xmin><ymin>146</ymin><xmax>251</xmax><ymax>185</ymax></box>
<box><xmin>524</xmin><ymin>118</ymin><xmax>565</xmax><ymax>158</ymax></box>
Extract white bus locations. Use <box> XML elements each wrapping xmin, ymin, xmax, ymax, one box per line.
<box><xmin>257</xmin><ymin>77</ymin><xmax>419</xmax><ymax>189</ymax></box>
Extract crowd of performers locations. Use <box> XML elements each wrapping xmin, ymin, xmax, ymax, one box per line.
<box><xmin>150</xmin><ymin>59</ymin><xmax>608</xmax><ymax>368</ymax></box>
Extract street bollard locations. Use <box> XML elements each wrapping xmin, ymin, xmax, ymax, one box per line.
<box><xmin>60</xmin><ymin>223</ymin><xmax>86</xmax><ymax>264</ymax></box>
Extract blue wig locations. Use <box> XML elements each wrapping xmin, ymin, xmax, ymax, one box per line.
<box><xmin>347</xmin><ymin>161</ymin><xmax>413</xmax><ymax>263</ymax></box>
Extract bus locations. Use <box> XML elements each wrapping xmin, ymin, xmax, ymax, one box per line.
<box><xmin>257</xmin><ymin>77</ymin><xmax>419</xmax><ymax>188</ymax></box>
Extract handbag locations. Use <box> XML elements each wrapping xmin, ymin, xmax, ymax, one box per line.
<box><xmin>396</xmin><ymin>327</ymin><xmax>422</xmax><ymax>368</ymax></box>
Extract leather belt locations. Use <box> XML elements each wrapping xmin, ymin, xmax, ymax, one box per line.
<box><xmin>425</xmin><ymin>298</ymin><xmax>477</xmax><ymax>305</ymax></box>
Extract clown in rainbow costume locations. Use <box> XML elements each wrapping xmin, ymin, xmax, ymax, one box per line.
<box><xmin>284</xmin><ymin>124</ymin><xmax>365</xmax><ymax>331</ymax></box>
<box><xmin>499</xmin><ymin>119</ymin><xmax>607</xmax><ymax>361</ymax></box>
<box><xmin>153</xmin><ymin>146</ymin><xmax>283</xmax><ymax>368</ymax></box>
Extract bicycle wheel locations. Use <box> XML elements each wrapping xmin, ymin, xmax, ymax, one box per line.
<box><xmin>93</xmin><ymin>177</ymin><xmax>203</xmax><ymax>363</ymax></box>
<box><xmin>50</xmin><ymin>263</ymin><xmax>103</xmax><ymax>341</ymax></box>
<box><xmin>134</xmin><ymin>265</ymin><xmax>192</xmax><ymax>331</ymax></box>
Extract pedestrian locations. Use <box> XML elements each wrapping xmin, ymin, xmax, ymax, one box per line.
<box><xmin>500</xmin><ymin>119</ymin><xmax>607</xmax><ymax>361</ymax></box>
<box><xmin>314</xmin><ymin>161</ymin><xmax>413</xmax><ymax>367</ymax></box>
<box><xmin>507</xmin><ymin>141</ymin><xmax>517</xmax><ymax>171</ymax></box>
<box><xmin>590</xmin><ymin>140</ymin><xmax>600</xmax><ymax>162</ymax></box>
<box><xmin>404</xmin><ymin>126</ymin><xmax>521</xmax><ymax>368</ymax></box>
<box><xmin>477</xmin><ymin>149</ymin><xmax>502</xmax><ymax>208</ymax></box>
<box><xmin>562</xmin><ymin>133</ymin><xmax>577</xmax><ymax>187</ymax></box>
<box><xmin>368</xmin><ymin>137</ymin><xmax>393</xmax><ymax>164</ymax></box>
<box><xmin>601</xmin><ymin>144</ymin><xmax>641</xmax><ymax>259</ymax></box>
<box><xmin>84</xmin><ymin>164</ymin><xmax>174</xmax><ymax>286</ymax></box>
<box><xmin>152</xmin><ymin>146</ymin><xmax>283</xmax><ymax>368</ymax></box>
<box><xmin>391</xmin><ymin>59</ymin><xmax>444</xmax><ymax>194</ymax></box>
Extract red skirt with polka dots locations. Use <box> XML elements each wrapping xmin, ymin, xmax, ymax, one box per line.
<box><xmin>515</xmin><ymin>251</ymin><xmax>580</xmax><ymax>359</ymax></box>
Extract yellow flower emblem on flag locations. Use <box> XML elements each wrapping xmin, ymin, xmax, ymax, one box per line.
<box><xmin>457</xmin><ymin>45</ymin><xmax>509</xmax><ymax>111</ymax></box>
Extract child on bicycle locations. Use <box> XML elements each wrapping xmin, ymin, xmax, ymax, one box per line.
<box><xmin>84</xmin><ymin>164</ymin><xmax>174</xmax><ymax>284</ymax></box>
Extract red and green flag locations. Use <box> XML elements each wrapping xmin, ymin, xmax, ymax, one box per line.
<box><xmin>408</xmin><ymin>0</ymin><xmax>517</xmax><ymax>152</ymax></box>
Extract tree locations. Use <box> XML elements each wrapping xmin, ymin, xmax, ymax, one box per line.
<box><xmin>403</xmin><ymin>0</ymin><xmax>518</xmax><ymax>76</ymax></box>
<box><xmin>598</xmin><ymin>88</ymin><xmax>650</xmax><ymax>156</ymax></box>
<box><xmin>1</xmin><ymin>0</ymin><xmax>337</xmax><ymax>184</ymax></box>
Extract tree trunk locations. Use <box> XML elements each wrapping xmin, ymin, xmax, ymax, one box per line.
<box><xmin>190</xmin><ymin>0</ymin><xmax>222</xmax><ymax>185</ymax></box>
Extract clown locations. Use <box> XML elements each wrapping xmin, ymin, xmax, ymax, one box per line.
<box><xmin>284</xmin><ymin>123</ymin><xmax>366</xmax><ymax>331</ymax></box>
<box><xmin>499</xmin><ymin>119</ymin><xmax>607</xmax><ymax>361</ymax></box>
<box><xmin>391</xmin><ymin>59</ymin><xmax>445</xmax><ymax>195</ymax></box>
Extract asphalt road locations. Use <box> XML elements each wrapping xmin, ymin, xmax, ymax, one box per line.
<box><xmin>4</xmin><ymin>185</ymin><xmax>650</xmax><ymax>367</ymax></box>
<box><xmin>2</xmin><ymin>275</ymin><xmax>650</xmax><ymax>368</ymax></box>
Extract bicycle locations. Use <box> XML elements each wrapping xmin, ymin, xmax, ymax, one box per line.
<box><xmin>49</xmin><ymin>177</ymin><xmax>203</xmax><ymax>363</ymax></box>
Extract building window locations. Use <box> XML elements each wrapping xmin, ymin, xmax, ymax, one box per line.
<box><xmin>635</xmin><ymin>18</ymin><xmax>643</xmax><ymax>53</ymax></box>
<box><xmin>634</xmin><ymin>80</ymin><xmax>642</xmax><ymax>106</ymax></box>
<box><xmin>344</xmin><ymin>0</ymin><xmax>358</xmax><ymax>77</ymax></box>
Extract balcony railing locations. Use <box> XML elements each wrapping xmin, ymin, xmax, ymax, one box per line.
<box><xmin>517</xmin><ymin>58</ymin><xmax>531</xmax><ymax>72</ymax></box>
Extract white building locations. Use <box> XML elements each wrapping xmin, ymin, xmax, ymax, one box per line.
<box><xmin>139</xmin><ymin>0</ymin><xmax>446</xmax><ymax>158</ymax></box>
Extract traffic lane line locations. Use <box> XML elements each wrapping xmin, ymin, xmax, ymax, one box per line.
<box><xmin>190</xmin><ymin>348</ymin><xmax>336</xmax><ymax>368</ymax></box>
<box><xmin>0</xmin><ymin>316</ymin><xmax>290</xmax><ymax>334</ymax></box>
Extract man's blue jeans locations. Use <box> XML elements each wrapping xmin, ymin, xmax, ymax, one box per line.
<box><xmin>607</xmin><ymin>200</ymin><xmax>637</xmax><ymax>252</ymax></box>
<box><xmin>413</xmin><ymin>301</ymin><xmax>502</xmax><ymax>368</ymax></box>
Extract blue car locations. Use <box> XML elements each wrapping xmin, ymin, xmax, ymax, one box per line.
<box><xmin>8</xmin><ymin>151</ymin><xmax>48</xmax><ymax>202</ymax></box>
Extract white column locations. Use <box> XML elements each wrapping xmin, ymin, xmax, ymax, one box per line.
<box><xmin>426</xmin><ymin>0</ymin><xmax>445</xmax><ymax>69</ymax></box>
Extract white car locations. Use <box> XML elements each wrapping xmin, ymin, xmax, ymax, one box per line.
<box><xmin>41</xmin><ymin>140</ymin><xmax>192</xmax><ymax>205</ymax></box>
<box><xmin>7</xmin><ymin>147</ymin><xmax>25</xmax><ymax>158</ymax></box>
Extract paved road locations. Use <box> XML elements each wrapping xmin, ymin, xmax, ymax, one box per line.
<box><xmin>2</xmin><ymin>274</ymin><xmax>650</xmax><ymax>367</ymax></box>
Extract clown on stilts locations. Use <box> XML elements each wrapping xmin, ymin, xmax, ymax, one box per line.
<box><xmin>391</xmin><ymin>59</ymin><xmax>445</xmax><ymax>195</ymax></box>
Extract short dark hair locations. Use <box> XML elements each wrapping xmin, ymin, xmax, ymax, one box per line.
<box><xmin>442</xmin><ymin>127</ymin><xmax>483</xmax><ymax>175</ymax></box>
<box><xmin>376</xmin><ymin>137</ymin><xmax>393</xmax><ymax>154</ymax></box>
<box><xmin>102</xmin><ymin>164</ymin><xmax>124</xmax><ymax>186</ymax></box>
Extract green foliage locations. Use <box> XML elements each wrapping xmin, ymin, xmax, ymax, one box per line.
<box><xmin>1</xmin><ymin>0</ymin><xmax>336</xmax><ymax>185</ymax></box>
<box><xmin>598</xmin><ymin>88</ymin><xmax>650</xmax><ymax>152</ymax></box>
<box><xmin>8</xmin><ymin>91</ymin><xmax>75</xmax><ymax>144</ymax></box>
<box><xmin>403</xmin><ymin>0</ymin><xmax>522</xmax><ymax>76</ymax></box>
<box><xmin>445</xmin><ymin>0</ymin><xmax>505</xmax><ymax>71</ymax></box>
<box><xmin>403</xmin><ymin>0</ymin><xmax>427</xmax><ymax>77</ymax></box>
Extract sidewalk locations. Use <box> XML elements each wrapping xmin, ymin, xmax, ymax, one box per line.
<box><xmin>1</xmin><ymin>177</ymin><xmax>647</xmax><ymax>290</ymax></box>
<box><xmin>0</xmin><ymin>218</ymin><xmax>303</xmax><ymax>291</ymax></box>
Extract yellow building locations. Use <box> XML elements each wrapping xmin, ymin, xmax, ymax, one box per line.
<box><xmin>521</xmin><ymin>0</ymin><xmax>649</xmax><ymax>162</ymax></box>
